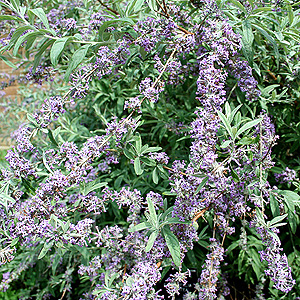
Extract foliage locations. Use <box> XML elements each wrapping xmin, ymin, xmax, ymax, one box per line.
<box><xmin>0</xmin><ymin>0</ymin><xmax>300</xmax><ymax>299</ymax></box>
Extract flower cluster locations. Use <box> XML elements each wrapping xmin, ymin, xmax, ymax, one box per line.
<box><xmin>256</xmin><ymin>224</ymin><xmax>295</xmax><ymax>293</ymax></box>
<box><xmin>275</xmin><ymin>167</ymin><xmax>297</xmax><ymax>184</ymax></box>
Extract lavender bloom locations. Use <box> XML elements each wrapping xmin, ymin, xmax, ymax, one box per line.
<box><xmin>134</xmin><ymin>17</ymin><xmax>176</xmax><ymax>52</ymax></box>
<box><xmin>5</xmin><ymin>148</ymin><xmax>37</xmax><ymax>178</ymax></box>
<box><xmin>105</xmin><ymin>116</ymin><xmax>139</xmax><ymax>145</ymax></box>
<box><xmin>195</xmin><ymin>239</ymin><xmax>224</xmax><ymax>299</ymax></box>
<box><xmin>149</xmin><ymin>152</ymin><xmax>169</xmax><ymax>165</ymax></box>
<box><xmin>121</xmin><ymin>262</ymin><xmax>162</xmax><ymax>300</ymax></box>
<box><xmin>79</xmin><ymin>192</ymin><xmax>107</xmax><ymax>214</ymax></box>
<box><xmin>34</xmin><ymin>96</ymin><xmax>65</xmax><ymax>128</ymax></box>
<box><xmin>154</xmin><ymin>54</ymin><xmax>183</xmax><ymax>85</ymax></box>
<box><xmin>124</xmin><ymin>97</ymin><xmax>141</xmax><ymax>113</ymax></box>
<box><xmin>89</xmin><ymin>13</ymin><xmax>108</xmax><ymax>30</ymax></box>
<box><xmin>228</xmin><ymin>58</ymin><xmax>261</xmax><ymax>101</ymax></box>
<box><xmin>68</xmin><ymin>218</ymin><xmax>94</xmax><ymax>247</ymax></box>
<box><xmin>274</xmin><ymin>167</ymin><xmax>297</xmax><ymax>184</ymax></box>
<box><xmin>63</xmin><ymin>18</ymin><xmax>77</xmax><ymax>30</ymax></box>
<box><xmin>139</xmin><ymin>77</ymin><xmax>164</xmax><ymax>103</ymax></box>
<box><xmin>59</xmin><ymin>142</ymin><xmax>79</xmax><ymax>170</ymax></box>
<box><xmin>165</xmin><ymin>270</ymin><xmax>190</xmax><ymax>298</ymax></box>
<box><xmin>37</xmin><ymin>170</ymin><xmax>70</xmax><ymax>199</ymax></box>
<box><xmin>256</xmin><ymin>225</ymin><xmax>295</xmax><ymax>293</ymax></box>
<box><xmin>0</xmin><ymin>247</ymin><xmax>15</xmax><ymax>267</ymax></box>
<box><xmin>78</xmin><ymin>256</ymin><xmax>102</xmax><ymax>278</ymax></box>
<box><xmin>146</xmin><ymin>191</ymin><xmax>164</xmax><ymax>208</ymax></box>
<box><xmin>113</xmin><ymin>187</ymin><xmax>144</xmax><ymax>222</ymax></box>
<box><xmin>70</xmin><ymin>64</ymin><xmax>94</xmax><ymax>99</ymax></box>
<box><xmin>79</xmin><ymin>135</ymin><xmax>110</xmax><ymax>163</ymax></box>
<box><xmin>25</xmin><ymin>65</ymin><xmax>52</xmax><ymax>85</ymax></box>
<box><xmin>11</xmin><ymin>124</ymin><xmax>35</xmax><ymax>153</ymax></box>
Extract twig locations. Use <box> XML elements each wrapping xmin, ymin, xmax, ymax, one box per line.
<box><xmin>60</xmin><ymin>287</ymin><xmax>67</xmax><ymax>300</ymax></box>
<box><xmin>97</xmin><ymin>0</ymin><xmax>119</xmax><ymax>15</ymax></box>
<box><xmin>155</xmin><ymin>0</ymin><xmax>170</xmax><ymax>16</ymax></box>
<box><xmin>121</xmin><ymin>264</ymin><xmax>127</xmax><ymax>284</ymax></box>
<box><xmin>208</xmin><ymin>214</ymin><xmax>217</xmax><ymax>289</ymax></box>
<box><xmin>191</xmin><ymin>206</ymin><xmax>210</xmax><ymax>223</ymax></box>
<box><xmin>163</xmin><ymin>165</ymin><xmax>188</xmax><ymax>176</ymax></box>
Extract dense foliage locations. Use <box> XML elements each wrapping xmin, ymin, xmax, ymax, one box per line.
<box><xmin>1</xmin><ymin>0</ymin><xmax>300</xmax><ymax>299</ymax></box>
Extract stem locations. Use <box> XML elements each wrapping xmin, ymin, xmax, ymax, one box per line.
<box><xmin>163</xmin><ymin>165</ymin><xmax>188</xmax><ymax>176</ymax></box>
<box><xmin>97</xmin><ymin>0</ymin><xmax>119</xmax><ymax>15</ymax></box>
<box><xmin>208</xmin><ymin>214</ymin><xmax>217</xmax><ymax>289</ymax></box>
<box><xmin>259</xmin><ymin>123</ymin><xmax>264</xmax><ymax>214</ymax></box>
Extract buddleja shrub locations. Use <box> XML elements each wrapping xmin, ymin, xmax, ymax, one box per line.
<box><xmin>0</xmin><ymin>0</ymin><xmax>300</xmax><ymax>299</ymax></box>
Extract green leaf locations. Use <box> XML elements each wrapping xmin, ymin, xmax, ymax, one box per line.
<box><xmin>123</xmin><ymin>148</ymin><xmax>135</xmax><ymax>160</ymax></box>
<box><xmin>64</xmin><ymin>44</ymin><xmax>91</xmax><ymax>80</ymax></box>
<box><xmin>134</xmin><ymin>157</ymin><xmax>143</xmax><ymax>175</ymax></box>
<box><xmin>128</xmin><ymin>222</ymin><xmax>151</xmax><ymax>233</ymax></box>
<box><xmin>0</xmin><ymin>15</ymin><xmax>22</xmax><ymax>21</ymax></box>
<box><xmin>147</xmin><ymin>197</ymin><xmax>157</xmax><ymax>224</ymax></box>
<box><xmin>236</xmin><ymin>118</ymin><xmax>262</xmax><ymax>138</ymax></box>
<box><xmin>220</xmin><ymin>140</ymin><xmax>232</xmax><ymax>148</ymax></box>
<box><xmin>0</xmin><ymin>193</ymin><xmax>16</xmax><ymax>211</ymax></box>
<box><xmin>252</xmin><ymin>23</ymin><xmax>280</xmax><ymax>64</ymax></box>
<box><xmin>260</xmin><ymin>84</ymin><xmax>280</xmax><ymax>96</ymax></box>
<box><xmin>145</xmin><ymin>231</ymin><xmax>158</xmax><ymax>252</ymax></box>
<box><xmin>83</xmin><ymin>180</ymin><xmax>108</xmax><ymax>196</ymax></box>
<box><xmin>30</xmin><ymin>8</ymin><xmax>51</xmax><ymax>31</ymax></box>
<box><xmin>269</xmin><ymin>214</ymin><xmax>287</xmax><ymax>227</ymax></box>
<box><xmin>48</xmin><ymin>129</ymin><xmax>58</xmax><ymax>146</ymax></box>
<box><xmin>278</xmin><ymin>190</ymin><xmax>300</xmax><ymax>211</ymax></box>
<box><xmin>288</xmin><ymin>211</ymin><xmax>298</xmax><ymax>234</ymax></box>
<box><xmin>228</xmin><ymin>104</ymin><xmax>242</xmax><ymax>124</ymax></box>
<box><xmin>229</xmin><ymin>0</ymin><xmax>247</xmax><ymax>13</ymax></box>
<box><xmin>135</xmin><ymin>134</ymin><xmax>142</xmax><ymax>154</ymax></box>
<box><xmin>270</xmin><ymin>194</ymin><xmax>280</xmax><ymax>217</ymax></box>
<box><xmin>126</xmin><ymin>0</ymin><xmax>144</xmax><ymax>15</ymax></box>
<box><xmin>7</xmin><ymin>25</ymin><xmax>35</xmax><ymax>50</ymax></box>
<box><xmin>162</xmin><ymin>226</ymin><xmax>181</xmax><ymax>267</ymax></box>
<box><xmin>10</xmin><ymin>237</ymin><xmax>19</xmax><ymax>247</ymax></box>
<box><xmin>0</xmin><ymin>55</ymin><xmax>17</xmax><ymax>68</ymax></box>
<box><xmin>13</xmin><ymin>31</ymin><xmax>43</xmax><ymax>56</ymax></box>
<box><xmin>10</xmin><ymin>0</ymin><xmax>20</xmax><ymax>11</ymax></box>
<box><xmin>242</xmin><ymin>20</ymin><xmax>254</xmax><ymax>45</ymax></box>
<box><xmin>195</xmin><ymin>176</ymin><xmax>209</xmax><ymax>194</ymax></box>
<box><xmin>38</xmin><ymin>241</ymin><xmax>54</xmax><ymax>259</ymax></box>
<box><xmin>50</xmin><ymin>37</ymin><xmax>70</xmax><ymax>66</ymax></box>
<box><xmin>152</xmin><ymin>167</ymin><xmax>159</xmax><ymax>184</ymax></box>
<box><xmin>52</xmin><ymin>250</ymin><xmax>63</xmax><ymax>275</ymax></box>
<box><xmin>33</xmin><ymin>39</ymin><xmax>55</xmax><ymax>72</ymax></box>
<box><xmin>134</xmin><ymin>0</ymin><xmax>144</xmax><ymax>12</ymax></box>
<box><xmin>217</xmin><ymin>110</ymin><xmax>233</xmax><ymax>139</ymax></box>
<box><xmin>242</xmin><ymin>20</ymin><xmax>254</xmax><ymax>65</ymax></box>
<box><xmin>42</xmin><ymin>151</ymin><xmax>54</xmax><ymax>174</ymax></box>
<box><xmin>249</xmin><ymin>248</ymin><xmax>262</xmax><ymax>280</ymax></box>
<box><xmin>146</xmin><ymin>0</ymin><xmax>157</xmax><ymax>14</ymax></box>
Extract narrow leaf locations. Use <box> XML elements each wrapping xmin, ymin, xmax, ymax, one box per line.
<box><xmin>30</xmin><ymin>8</ymin><xmax>51</xmax><ymax>30</ymax></box>
<box><xmin>217</xmin><ymin>110</ymin><xmax>233</xmax><ymax>139</ymax></box>
<box><xmin>50</xmin><ymin>37</ymin><xmax>70</xmax><ymax>66</ymax></box>
<box><xmin>64</xmin><ymin>44</ymin><xmax>91</xmax><ymax>80</ymax></box>
<box><xmin>128</xmin><ymin>222</ymin><xmax>151</xmax><ymax>233</ymax></box>
<box><xmin>145</xmin><ymin>231</ymin><xmax>158</xmax><ymax>252</ymax></box>
<box><xmin>236</xmin><ymin>118</ymin><xmax>262</xmax><ymax>138</ymax></box>
<box><xmin>195</xmin><ymin>176</ymin><xmax>209</xmax><ymax>194</ymax></box>
<box><xmin>147</xmin><ymin>197</ymin><xmax>157</xmax><ymax>223</ymax></box>
<box><xmin>162</xmin><ymin>226</ymin><xmax>181</xmax><ymax>267</ymax></box>
<box><xmin>134</xmin><ymin>157</ymin><xmax>143</xmax><ymax>175</ymax></box>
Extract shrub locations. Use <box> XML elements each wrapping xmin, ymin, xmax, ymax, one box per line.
<box><xmin>0</xmin><ymin>0</ymin><xmax>300</xmax><ymax>299</ymax></box>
